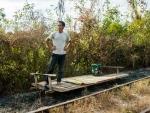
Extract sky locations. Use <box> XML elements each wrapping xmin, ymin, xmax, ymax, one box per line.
<box><xmin>0</xmin><ymin>0</ymin><xmax>58</xmax><ymax>19</ymax></box>
<box><xmin>0</xmin><ymin>0</ymin><xmax>150</xmax><ymax>22</ymax></box>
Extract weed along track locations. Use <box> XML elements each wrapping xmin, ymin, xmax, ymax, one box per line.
<box><xmin>27</xmin><ymin>68</ymin><xmax>150</xmax><ymax>113</ymax></box>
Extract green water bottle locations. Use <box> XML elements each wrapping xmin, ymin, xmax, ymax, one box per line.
<box><xmin>91</xmin><ymin>64</ymin><xmax>102</xmax><ymax>76</ymax></box>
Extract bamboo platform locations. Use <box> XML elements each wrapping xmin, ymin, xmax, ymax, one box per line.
<box><xmin>31</xmin><ymin>73</ymin><xmax>129</xmax><ymax>93</ymax></box>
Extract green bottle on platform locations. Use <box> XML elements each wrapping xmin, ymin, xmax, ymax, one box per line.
<box><xmin>91</xmin><ymin>64</ymin><xmax>102</xmax><ymax>76</ymax></box>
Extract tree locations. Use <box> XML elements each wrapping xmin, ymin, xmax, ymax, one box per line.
<box><xmin>127</xmin><ymin>0</ymin><xmax>147</xmax><ymax>20</ymax></box>
<box><xmin>0</xmin><ymin>8</ymin><xmax>6</xmax><ymax>27</ymax></box>
<box><xmin>13</xmin><ymin>3</ymin><xmax>45</xmax><ymax>31</ymax></box>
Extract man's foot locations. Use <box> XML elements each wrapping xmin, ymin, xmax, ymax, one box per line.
<box><xmin>57</xmin><ymin>82</ymin><xmax>61</xmax><ymax>85</ymax></box>
<box><xmin>44</xmin><ymin>85</ymin><xmax>49</xmax><ymax>90</ymax></box>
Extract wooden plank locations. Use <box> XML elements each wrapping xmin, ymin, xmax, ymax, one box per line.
<box><xmin>31</xmin><ymin>73</ymin><xmax>129</xmax><ymax>93</ymax></box>
<box><xmin>30</xmin><ymin>73</ymin><xmax>56</xmax><ymax>77</ymax></box>
<box><xmin>43</xmin><ymin>74</ymin><xmax>56</xmax><ymax>77</ymax></box>
<box><xmin>47</xmin><ymin>73</ymin><xmax>128</xmax><ymax>92</ymax></box>
<box><xmin>52</xmin><ymin>85</ymin><xmax>85</xmax><ymax>92</ymax></box>
<box><xmin>62</xmin><ymin>73</ymin><xmax>128</xmax><ymax>85</ymax></box>
<box><xmin>52</xmin><ymin>82</ymin><xmax>83</xmax><ymax>92</ymax></box>
<box><xmin>53</xmin><ymin>82</ymin><xmax>78</xmax><ymax>89</ymax></box>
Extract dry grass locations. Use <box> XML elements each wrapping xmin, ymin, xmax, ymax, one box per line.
<box><xmin>117</xmin><ymin>86</ymin><xmax>137</xmax><ymax>101</ymax></box>
<box><xmin>121</xmin><ymin>96</ymin><xmax>150</xmax><ymax>113</ymax></box>
<box><xmin>132</xmin><ymin>80</ymin><xmax>150</xmax><ymax>95</ymax></box>
<box><xmin>96</xmin><ymin>92</ymin><xmax>116</xmax><ymax>108</ymax></box>
<box><xmin>49</xmin><ymin>79</ymin><xmax>150</xmax><ymax>113</ymax></box>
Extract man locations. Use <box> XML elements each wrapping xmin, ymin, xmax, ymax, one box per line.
<box><xmin>45</xmin><ymin>21</ymin><xmax>71</xmax><ymax>86</ymax></box>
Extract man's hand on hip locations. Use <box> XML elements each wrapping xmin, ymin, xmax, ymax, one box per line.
<box><xmin>64</xmin><ymin>46</ymin><xmax>68</xmax><ymax>51</ymax></box>
<box><xmin>52</xmin><ymin>46</ymin><xmax>56</xmax><ymax>51</ymax></box>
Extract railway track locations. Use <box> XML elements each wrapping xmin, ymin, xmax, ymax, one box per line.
<box><xmin>28</xmin><ymin>69</ymin><xmax>150</xmax><ymax>113</ymax></box>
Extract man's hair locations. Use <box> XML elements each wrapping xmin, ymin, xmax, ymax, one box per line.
<box><xmin>59</xmin><ymin>21</ymin><xmax>65</xmax><ymax>27</ymax></box>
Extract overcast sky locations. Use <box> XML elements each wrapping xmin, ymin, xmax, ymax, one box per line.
<box><xmin>0</xmin><ymin>0</ymin><xmax>150</xmax><ymax>19</ymax></box>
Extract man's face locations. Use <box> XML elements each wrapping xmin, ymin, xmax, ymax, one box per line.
<box><xmin>58</xmin><ymin>22</ymin><xmax>64</xmax><ymax>31</ymax></box>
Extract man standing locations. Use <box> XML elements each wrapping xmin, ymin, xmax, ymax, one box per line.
<box><xmin>45</xmin><ymin>21</ymin><xmax>71</xmax><ymax>85</ymax></box>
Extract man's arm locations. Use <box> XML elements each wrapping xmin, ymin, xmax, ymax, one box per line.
<box><xmin>64</xmin><ymin>40</ymin><xmax>71</xmax><ymax>51</ymax></box>
<box><xmin>45</xmin><ymin>37</ymin><xmax>56</xmax><ymax>51</ymax></box>
<box><xmin>64</xmin><ymin>33</ymin><xmax>71</xmax><ymax>51</ymax></box>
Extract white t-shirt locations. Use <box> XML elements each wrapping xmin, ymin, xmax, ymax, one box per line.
<box><xmin>47</xmin><ymin>32</ymin><xmax>70</xmax><ymax>55</ymax></box>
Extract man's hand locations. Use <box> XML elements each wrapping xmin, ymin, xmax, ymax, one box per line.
<box><xmin>64</xmin><ymin>45</ymin><xmax>69</xmax><ymax>51</ymax></box>
<box><xmin>64</xmin><ymin>41</ymin><xmax>71</xmax><ymax>52</ymax></box>
<box><xmin>52</xmin><ymin>46</ymin><xmax>56</xmax><ymax>51</ymax></box>
<box><xmin>46</xmin><ymin>38</ymin><xmax>55</xmax><ymax>52</ymax></box>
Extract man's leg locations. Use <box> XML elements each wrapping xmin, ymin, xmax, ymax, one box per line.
<box><xmin>57</xmin><ymin>54</ymin><xmax>66</xmax><ymax>83</ymax></box>
<box><xmin>45</xmin><ymin>54</ymin><xmax>57</xmax><ymax>84</ymax></box>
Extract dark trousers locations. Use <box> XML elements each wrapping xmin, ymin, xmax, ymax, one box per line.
<box><xmin>46</xmin><ymin>53</ymin><xmax>66</xmax><ymax>83</ymax></box>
